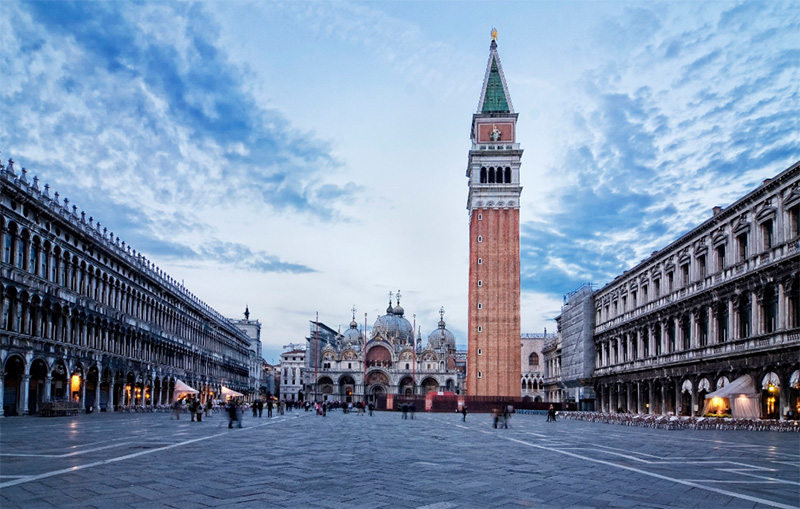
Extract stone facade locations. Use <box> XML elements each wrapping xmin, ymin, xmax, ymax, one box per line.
<box><xmin>279</xmin><ymin>349</ymin><xmax>305</xmax><ymax>402</ymax></box>
<box><xmin>303</xmin><ymin>297</ymin><xmax>460</xmax><ymax>404</ymax></box>
<box><xmin>0</xmin><ymin>159</ymin><xmax>253</xmax><ymax>416</ymax></box>
<box><xmin>230</xmin><ymin>306</ymin><xmax>263</xmax><ymax>402</ymax></box>
<box><xmin>592</xmin><ymin>162</ymin><xmax>800</xmax><ymax>419</ymax></box>
<box><xmin>521</xmin><ymin>333</ymin><xmax>548</xmax><ymax>401</ymax></box>
<box><xmin>466</xmin><ymin>37</ymin><xmax>522</xmax><ymax>397</ymax></box>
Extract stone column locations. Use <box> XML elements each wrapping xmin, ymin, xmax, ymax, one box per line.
<box><xmin>660</xmin><ymin>382</ymin><xmax>668</xmax><ymax>415</ymax></box>
<box><xmin>779</xmin><ymin>372</ymin><xmax>789</xmax><ymax>420</ymax></box>
<box><xmin>728</xmin><ymin>298</ymin><xmax>736</xmax><ymax>340</ymax></box>
<box><xmin>778</xmin><ymin>278</ymin><xmax>790</xmax><ymax>330</ymax></box>
<box><xmin>80</xmin><ymin>379</ymin><xmax>86</xmax><ymax>408</ymax></box>
<box><xmin>94</xmin><ymin>381</ymin><xmax>100</xmax><ymax>413</ymax></box>
<box><xmin>626</xmin><ymin>382</ymin><xmax>633</xmax><ymax>413</ymax></box>
<box><xmin>45</xmin><ymin>375</ymin><xmax>52</xmax><ymax>401</ymax></box>
<box><xmin>0</xmin><ymin>374</ymin><xmax>4</xmax><ymax>416</ymax></box>
<box><xmin>21</xmin><ymin>375</ymin><xmax>30</xmax><ymax>416</ymax></box>
<box><xmin>689</xmin><ymin>311</ymin><xmax>697</xmax><ymax>349</ymax></box>
<box><xmin>707</xmin><ymin>306</ymin><xmax>715</xmax><ymax>345</ymax></box>
<box><xmin>750</xmin><ymin>290</ymin><xmax>759</xmax><ymax>336</ymax></box>
<box><xmin>691</xmin><ymin>383</ymin><xmax>698</xmax><ymax>417</ymax></box>
<box><xmin>109</xmin><ymin>381</ymin><xmax>115</xmax><ymax>412</ymax></box>
<box><xmin>674</xmin><ymin>382</ymin><xmax>681</xmax><ymax>415</ymax></box>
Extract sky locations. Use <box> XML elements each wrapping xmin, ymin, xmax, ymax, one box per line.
<box><xmin>2</xmin><ymin>1</ymin><xmax>798</xmax><ymax>364</ymax></box>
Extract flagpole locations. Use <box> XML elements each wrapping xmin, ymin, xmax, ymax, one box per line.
<box><xmin>314</xmin><ymin>312</ymin><xmax>319</xmax><ymax>404</ymax></box>
<box><xmin>364</xmin><ymin>312</ymin><xmax>368</xmax><ymax>403</ymax></box>
<box><xmin>412</xmin><ymin>314</ymin><xmax>416</xmax><ymax>396</ymax></box>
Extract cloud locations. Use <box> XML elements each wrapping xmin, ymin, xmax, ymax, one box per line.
<box><xmin>1</xmin><ymin>1</ymin><xmax>356</xmax><ymax>276</ymax></box>
<box><xmin>520</xmin><ymin>0</ymin><xmax>799</xmax><ymax>308</ymax></box>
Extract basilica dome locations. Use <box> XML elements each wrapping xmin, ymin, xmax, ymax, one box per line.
<box><xmin>428</xmin><ymin>308</ymin><xmax>456</xmax><ymax>350</ymax></box>
<box><xmin>342</xmin><ymin>318</ymin><xmax>363</xmax><ymax>346</ymax></box>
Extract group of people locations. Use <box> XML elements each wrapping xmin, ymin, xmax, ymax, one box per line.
<box><xmin>492</xmin><ymin>405</ymin><xmax>514</xmax><ymax>428</ymax></box>
<box><xmin>400</xmin><ymin>403</ymin><xmax>416</xmax><ymax>419</ymax></box>
<box><xmin>308</xmin><ymin>400</ymin><xmax>375</xmax><ymax>417</ymax></box>
<box><xmin>170</xmin><ymin>396</ymin><xmax>214</xmax><ymax>421</ymax></box>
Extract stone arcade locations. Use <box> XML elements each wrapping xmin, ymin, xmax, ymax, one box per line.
<box><xmin>0</xmin><ymin>159</ymin><xmax>256</xmax><ymax>416</ymax></box>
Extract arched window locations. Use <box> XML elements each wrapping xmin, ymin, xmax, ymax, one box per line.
<box><xmin>528</xmin><ymin>352</ymin><xmax>539</xmax><ymax>367</ymax></box>
<box><xmin>480</xmin><ymin>167</ymin><xmax>487</xmax><ymax>183</ymax></box>
<box><xmin>505</xmin><ymin>167</ymin><xmax>511</xmax><ymax>183</ymax></box>
<box><xmin>489</xmin><ymin>167</ymin><xmax>495</xmax><ymax>183</ymax></box>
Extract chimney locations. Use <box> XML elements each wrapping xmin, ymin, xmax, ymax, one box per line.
<box><xmin>763</xmin><ymin>178</ymin><xmax>772</xmax><ymax>186</ymax></box>
<box><xmin>712</xmin><ymin>206</ymin><xmax>723</xmax><ymax>217</ymax></box>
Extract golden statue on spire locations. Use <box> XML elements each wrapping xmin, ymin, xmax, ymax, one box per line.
<box><xmin>491</xmin><ymin>27</ymin><xmax>498</xmax><ymax>41</ymax></box>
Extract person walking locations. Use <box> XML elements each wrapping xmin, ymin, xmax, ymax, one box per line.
<box><xmin>267</xmin><ymin>399</ymin><xmax>273</xmax><ymax>418</ymax></box>
<box><xmin>401</xmin><ymin>403</ymin><xmax>408</xmax><ymax>420</ymax></box>
<box><xmin>409</xmin><ymin>403</ymin><xmax>416</xmax><ymax>420</ymax></box>
<box><xmin>547</xmin><ymin>405</ymin><xmax>556</xmax><ymax>422</ymax></box>
<box><xmin>462</xmin><ymin>406</ymin><xmax>468</xmax><ymax>422</ymax></box>
<box><xmin>171</xmin><ymin>399</ymin><xmax>182</xmax><ymax>420</ymax></box>
<box><xmin>257</xmin><ymin>399</ymin><xmax>263</xmax><ymax>417</ymax></box>
<box><xmin>189</xmin><ymin>397</ymin><xmax>199</xmax><ymax>422</ymax></box>
<box><xmin>368</xmin><ymin>402</ymin><xmax>374</xmax><ymax>416</ymax></box>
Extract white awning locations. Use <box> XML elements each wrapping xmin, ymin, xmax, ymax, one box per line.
<box><xmin>221</xmin><ymin>386</ymin><xmax>243</xmax><ymax>398</ymax></box>
<box><xmin>705</xmin><ymin>375</ymin><xmax>757</xmax><ymax>399</ymax></box>
<box><xmin>173</xmin><ymin>379</ymin><xmax>199</xmax><ymax>396</ymax></box>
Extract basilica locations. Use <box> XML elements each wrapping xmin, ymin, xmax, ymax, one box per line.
<box><xmin>303</xmin><ymin>293</ymin><xmax>460</xmax><ymax>404</ymax></box>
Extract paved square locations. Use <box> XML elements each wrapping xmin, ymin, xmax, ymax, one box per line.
<box><xmin>1</xmin><ymin>410</ymin><xmax>798</xmax><ymax>508</ymax></box>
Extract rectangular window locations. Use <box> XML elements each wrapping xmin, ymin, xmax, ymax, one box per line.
<box><xmin>641</xmin><ymin>285</ymin><xmax>647</xmax><ymax>305</ymax></box>
<box><xmin>761</xmin><ymin>220</ymin><xmax>774</xmax><ymax>249</ymax></box>
<box><xmin>631</xmin><ymin>290</ymin><xmax>637</xmax><ymax>308</ymax></box>
<box><xmin>789</xmin><ymin>205</ymin><xmax>800</xmax><ymax>238</ymax></box>
<box><xmin>667</xmin><ymin>273</ymin><xmax>674</xmax><ymax>292</ymax></box>
<box><xmin>697</xmin><ymin>255</ymin><xmax>706</xmax><ymax>280</ymax></box>
<box><xmin>654</xmin><ymin>279</ymin><xmax>660</xmax><ymax>298</ymax></box>
<box><xmin>681</xmin><ymin>264</ymin><xmax>689</xmax><ymax>287</ymax></box>
<box><xmin>621</xmin><ymin>296</ymin><xmax>627</xmax><ymax>312</ymax></box>
<box><xmin>737</xmin><ymin>233</ymin><xmax>748</xmax><ymax>262</ymax></box>
<box><xmin>716</xmin><ymin>245</ymin><xmax>725</xmax><ymax>271</ymax></box>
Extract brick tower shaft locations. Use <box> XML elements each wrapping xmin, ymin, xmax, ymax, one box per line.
<box><xmin>465</xmin><ymin>34</ymin><xmax>522</xmax><ymax>397</ymax></box>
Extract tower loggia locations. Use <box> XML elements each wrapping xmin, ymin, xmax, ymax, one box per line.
<box><xmin>466</xmin><ymin>33</ymin><xmax>522</xmax><ymax>397</ymax></box>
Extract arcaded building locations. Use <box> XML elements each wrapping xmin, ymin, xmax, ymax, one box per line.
<box><xmin>1</xmin><ymin>159</ymin><xmax>253</xmax><ymax>416</ymax></box>
<box><xmin>466</xmin><ymin>34</ymin><xmax>523</xmax><ymax>397</ymax></box>
<box><xmin>593</xmin><ymin>161</ymin><xmax>800</xmax><ymax>419</ymax></box>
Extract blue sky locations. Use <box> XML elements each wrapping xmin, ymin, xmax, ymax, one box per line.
<box><xmin>2</xmin><ymin>1</ymin><xmax>798</xmax><ymax>363</ymax></box>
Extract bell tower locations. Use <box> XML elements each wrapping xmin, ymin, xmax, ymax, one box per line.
<box><xmin>466</xmin><ymin>31</ymin><xmax>522</xmax><ymax>397</ymax></box>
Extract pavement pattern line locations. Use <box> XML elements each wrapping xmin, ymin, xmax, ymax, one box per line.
<box><xmin>0</xmin><ymin>441</ymin><xmax>139</xmax><ymax>458</ymax></box>
<box><xmin>719</xmin><ymin>469</ymin><xmax>800</xmax><ymax>486</ymax></box>
<box><xmin>0</xmin><ymin>417</ymin><xmax>291</xmax><ymax>489</ymax></box>
<box><xmin>460</xmin><ymin>426</ymin><xmax>797</xmax><ymax>509</ymax></box>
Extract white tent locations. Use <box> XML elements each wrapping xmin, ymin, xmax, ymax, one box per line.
<box><xmin>221</xmin><ymin>386</ymin><xmax>244</xmax><ymax>398</ymax></box>
<box><xmin>703</xmin><ymin>375</ymin><xmax>760</xmax><ymax>419</ymax></box>
<box><xmin>173</xmin><ymin>379</ymin><xmax>199</xmax><ymax>398</ymax></box>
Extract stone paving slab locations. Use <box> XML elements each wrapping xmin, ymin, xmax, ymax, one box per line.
<box><xmin>1</xmin><ymin>410</ymin><xmax>798</xmax><ymax>508</ymax></box>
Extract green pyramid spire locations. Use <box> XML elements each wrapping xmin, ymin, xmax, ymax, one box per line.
<box><xmin>481</xmin><ymin>56</ymin><xmax>509</xmax><ymax>113</ymax></box>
